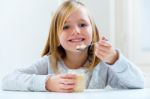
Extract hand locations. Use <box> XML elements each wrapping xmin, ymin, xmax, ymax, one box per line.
<box><xmin>45</xmin><ymin>74</ymin><xmax>76</xmax><ymax>93</ymax></box>
<box><xmin>95</xmin><ymin>37</ymin><xmax>118</xmax><ymax>65</ymax></box>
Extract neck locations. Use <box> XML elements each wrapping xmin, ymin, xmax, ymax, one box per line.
<box><xmin>63</xmin><ymin>50</ymin><xmax>88</xmax><ymax>69</ymax></box>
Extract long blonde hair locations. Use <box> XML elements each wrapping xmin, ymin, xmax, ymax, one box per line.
<box><xmin>42</xmin><ymin>0</ymin><xmax>101</xmax><ymax>73</ymax></box>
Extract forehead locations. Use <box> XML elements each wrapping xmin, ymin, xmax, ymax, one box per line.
<box><xmin>65</xmin><ymin>7</ymin><xmax>90</xmax><ymax>23</ymax></box>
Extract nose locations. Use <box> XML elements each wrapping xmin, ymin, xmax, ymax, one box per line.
<box><xmin>72</xmin><ymin>26</ymin><xmax>80</xmax><ymax>34</ymax></box>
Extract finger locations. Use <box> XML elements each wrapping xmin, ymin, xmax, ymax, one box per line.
<box><xmin>99</xmin><ymin>40</ymin><xmax>111</xmax><ymax>47</ymax></box>
<box><xmin>97</xmin><ymin>40</ymin><xmax>111</xmax><ymax>48</ymax></box>
<box><xmin>96</xmin><ymin>45</ymin><xmax>111</xmax><ymax>52</ymax></box>
<box><xmin>60</xmin><ymin>79</ymin><xmax>76</xmax><ymax>85</ymax></box>
<box><xmin>59</xmin><ymin>88</ymin><xmax>74</xmax><ymax>93</ymax></box>
<box><xmin>96</xmin><ymin>44</ymin><xmax>112</xmax><ymax>54</ymax></box>
<box><xmin>60</xmin><ymin>74</ymin><xmax>76</xmax><ymax>79</ymax></box>
<box><xmin>102</xmin><ymin>36</ymin><xmax>109</xmax><ymax>41</ymax></box>
<box><xmin>95</xmin><ymin>49</ymin><xmax>106</xmax><ymax>57</ymax></box>
<box><xmin>59</xmin><ymin>83</ymin><xmax>75</xmax><ymax>90</ymax></box>
<box><xmin>95</xmin><ymin>51</ymin><xmax>104</xmax><ymax>60</ymax></box>
<box><xmin>95</xmin><ymin>49</ymin><xmax>107</xmax><ymax>58</ymax></box>
<box><xmin>95</xmin><ymin>46</ymin><xmax>111</xmax><ymax>57</ymax></box>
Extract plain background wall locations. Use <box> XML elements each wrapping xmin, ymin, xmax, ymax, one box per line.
<box><xmin>0</xmin><ymin>0</ymin><xmax>60</xmax><ymax>80</ymax></box>
<box><xmin>0</xmin><ymin>0</ymin><xmax>111</xmax><ymax>80</ymax></box>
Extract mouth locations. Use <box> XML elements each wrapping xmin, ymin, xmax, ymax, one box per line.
<box><xmin>68</xmin><ymin>38</ymin><xmax>85</xmax><ymax>43</ymax></box>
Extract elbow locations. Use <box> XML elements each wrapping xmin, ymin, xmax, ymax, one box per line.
<box><xmin>129</xmin><ymin>77</ymin><xmax>145</xmax><ymax>89</ymax></box>
<box><xmin>136</xmin><ymin>74</ymin><xmax>145</xmax><ymax>89</ymax></box>
<box><xmin>1</xmin><ymin>75</ymin><xmax>9</xmax><ymax>90</ymax></box>
<box><xmin>1</xmin><ymin>74</ymin><xmax>14</xmax><ymax>91</ymax></box>
<box><xmin>130</xmin><ymin>71</ymin><xmax>145</xmax><ymax>89</ymax></box>
<box><xmin>136</xmin><ymin>79</ymin><xmax>145</xmax><ymax>89</ymax></box>
<box><xmin>134</xmin><ymin>82</ymin><xmax>144</xmax><ymax>89</ymax></box>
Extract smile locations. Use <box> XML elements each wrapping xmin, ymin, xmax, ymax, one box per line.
<box><xmin>68</xmin><ymin>38</ymin><xmax>85</xmax><ymax>42</ymax></box>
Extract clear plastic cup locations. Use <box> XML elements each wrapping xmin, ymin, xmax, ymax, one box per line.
<box><xmin>68</xmin><ymin>69</ymin><xmax>86</xmax><ymax>92</ymax></box>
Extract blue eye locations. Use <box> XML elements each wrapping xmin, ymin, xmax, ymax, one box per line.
<box><xmin>79</xmin><ymin>23</ymin><xmax>87</xmax><ymax>28</ymax></box>
<box><xmin>63</xmin><ymin>25</ymin><xmax>70</xmax><ymax>30</ymax></box>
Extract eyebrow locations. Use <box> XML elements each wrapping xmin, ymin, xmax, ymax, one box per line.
<box><xmin>79</xmin><ymin>19</ymin><xmax>88</xmax><ymax>22</ymax></box>
<box><xmin>64</xmin><ymin>18</ymin><xmax>88</xmax><ymax>24</ymax></box>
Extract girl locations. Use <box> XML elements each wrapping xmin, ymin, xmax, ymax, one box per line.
<box><xmin>1</xmin><ymin>0</ymin><xmax>144</xmax><ymax>92</ymax></box>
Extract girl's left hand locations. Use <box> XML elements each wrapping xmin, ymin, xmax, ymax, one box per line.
<box><xmin>95</xmin><ymin>37</ymin><xmax>118</xmax><ymax>65</ymax></box>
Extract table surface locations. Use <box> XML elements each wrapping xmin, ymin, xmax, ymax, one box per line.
<box><xmin>0</xmin><ymin>88</ymin><xmax>150</xmax><ymax>99</ymax></box>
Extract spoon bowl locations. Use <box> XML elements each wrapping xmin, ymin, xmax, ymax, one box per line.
<box><xmin>76</xmin><ymin>42</ymin><xmax>97</xmax><ymax>51</ymax></box>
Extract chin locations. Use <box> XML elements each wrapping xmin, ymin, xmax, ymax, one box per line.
<box><xmin>66</xmin><ymin>49</ymin><xmax>80</xmax><ymax>53</ymax></box>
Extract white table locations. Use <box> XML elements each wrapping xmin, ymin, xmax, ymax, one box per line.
<box><xmin>0</xmin><ymin>89</ymin><xmax>150</xmax><ymax>99</ymax></box>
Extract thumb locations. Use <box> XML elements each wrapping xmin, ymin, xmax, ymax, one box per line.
<box><xmin>102</xmin><ymin>36</ymin><xmax>109</xmax><ymax>41</ymax></box>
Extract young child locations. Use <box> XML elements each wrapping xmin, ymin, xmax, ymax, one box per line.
<box><xmin>1</xmin><ymin>0</ymin><xmax>144</xmax><ymax>92</ymax></box>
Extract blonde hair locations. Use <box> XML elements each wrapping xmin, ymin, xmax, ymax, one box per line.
<box><xmin>42</xmin><ymin>0</ymin><xmax>101</xmax><ymax>73</ymax></box>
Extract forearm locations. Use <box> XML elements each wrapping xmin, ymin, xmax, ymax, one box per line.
<box><xmin>105</xmin><ymin>51</ymin><xmax>144</xmax><ymax>89</ymax></box>
<box><xmin>1</xmin><ymin>71</ymin><xmax>49</xmax><ymax>91</ymax></box>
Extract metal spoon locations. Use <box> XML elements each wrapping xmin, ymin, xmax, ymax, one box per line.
<box><xmin>76</xmin><ymin>37</ymin><xmax>109</xmax><ymax>51</ymax></box>
<box><xmin>76</xmin><ymin>42</ymin><xmax>97</xmax><ymax>51</ymax></box>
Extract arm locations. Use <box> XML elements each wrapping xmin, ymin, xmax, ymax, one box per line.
<box><xmin>105</xmin><ymin>51</ymin><xmax>145</xmax><ymax>89</ymax></box>
<box><xmin>1</xmin><ymin>56</ymin><xmax>49</xmax><ymax>91</ymax></box>
<box><xmin>95</xmin><ymin>37</ymin><xmax>144</xmax><ymax>89</ymax></box>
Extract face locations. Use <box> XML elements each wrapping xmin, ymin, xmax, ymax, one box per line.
<box><xmin>58</xmin><ymin>8</ymin><xmax>93</xmax><ymax>53</ymax></box>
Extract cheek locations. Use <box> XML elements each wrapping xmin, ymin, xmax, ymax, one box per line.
<box><xmin>58</xmin><ymin>33</ymin><xmax>68</xmax><ymax>46</ymax></box>
<box><xmin>85</xmin><ymin>28</ymin><xmax>93</xmax><ymax>42</ymax></box>
<box><xmin>58</xmin><ymin>34</ymin><xmax>64</xmax><ymax>43</ymax></box>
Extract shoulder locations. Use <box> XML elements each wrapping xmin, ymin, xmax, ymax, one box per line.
<box><xmin>37</xmin><ymin>55</ymin><xmax>49</xmax><ymax>63</ymax></box>
<box><xmin>29</xmin><ymin>55</ymin><xmax>50</xmax><ymax>67</ymax></box>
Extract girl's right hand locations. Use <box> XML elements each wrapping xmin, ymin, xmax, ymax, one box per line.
<box><xmin>45</xmin><ymin>74</ymin><xmax>76</xmax><ymax>93</ymax></box>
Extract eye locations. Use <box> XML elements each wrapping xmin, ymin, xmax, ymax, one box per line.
<box><xmin>79</xmin><ymin>23</ymin><xmax>87</xmax><ymax>28</ymax></box>
<box><xmin>63</xmin><ymin>25</ymin><xmax>70</xmax><ymax>30</ymax></box>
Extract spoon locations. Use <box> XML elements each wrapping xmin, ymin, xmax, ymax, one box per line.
<box><xmin>76</xmin><ymin>42</ymin><xmax>97</xmax><ymax>51</ymax></box>
<box><xmin>76</xmin><ymin>37</ymin><xmax>109</xmax><ymax>51</ymax></box>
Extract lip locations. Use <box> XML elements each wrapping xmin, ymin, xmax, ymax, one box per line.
<box><xmin>68</xmin><ymin>37</ymin><xmax>85</xmax><ymax>42</ymax></box>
